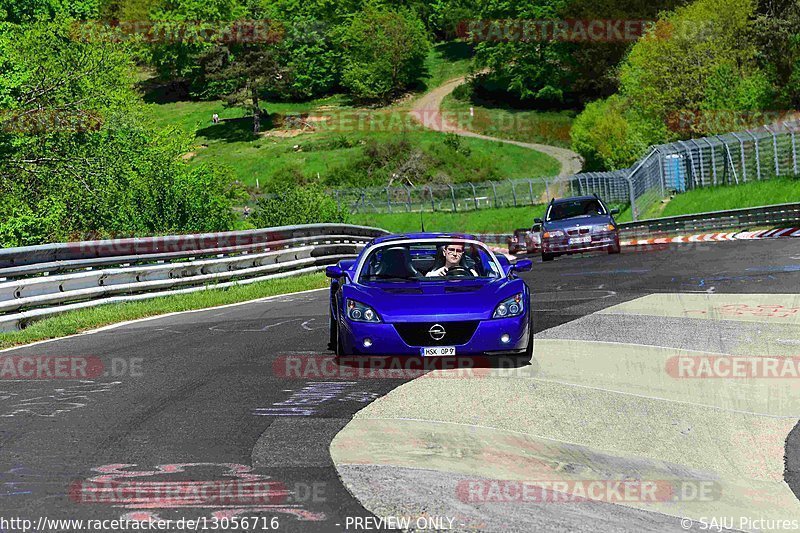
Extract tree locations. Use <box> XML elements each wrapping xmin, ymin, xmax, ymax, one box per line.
<box><xmin>340</xmin><ymin>4</ymin><xmax>430</xmax><ymax>102</ymax></box>
<box><xmin>146</xmin><ymin>0</ymin><xmax>248</xmax><ymax>95</ymax></box>
<box><xmin>201</xmin><ymin>43</ymin><xmax>288</xmax><ymax>132</ymax></box>
<box><xmin>0</xmin><ymin>21</ymin><xmax>241</xmax><ymax>246</ymax></box>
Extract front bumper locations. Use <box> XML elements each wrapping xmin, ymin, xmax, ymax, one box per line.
<box><xmin>542</xmin><ymin>232</ymin><xmax>619</xmax><ymax>254</ymax></box>
<box><xmin>339</xmin><ymin>313</ymin><xmax>530</xmax><ymax>356</ymax></box>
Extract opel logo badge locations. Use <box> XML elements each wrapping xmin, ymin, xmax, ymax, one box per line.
<box><xmin>429</xmin><ymin>324</ymin><xmax>446</xmax><ymax>341</ymax></box>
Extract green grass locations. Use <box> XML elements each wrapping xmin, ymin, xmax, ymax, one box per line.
<box><xmin>135</xmin><ymin>42</ymin><xmax>546</xmax><ymax>192</ymax></box>
<box><xmin>659</xmin><ymin>177</ymin><xmax>800</xmax><ymax>218</ymax></box>
<box><xmin>423</xmin><ymin>41</ymin><xmax>475</xmax><ymax>91</ymax></box>
<box><xmin>441</xmin><ymin>93</ymin><xmax>576</xmax><ymax>148</ymax></box>
<box><xmin>354</xmin><ymin>201</ymin><xmax>631</xmax><ymax>234</ymax></box>
<box><xmin>353</xmin><ymin>205</ymin><xmax>548</xmax><ymax>234</ymax></box>
<box><xmin>0</xmin><ymin>273</ymin><xmax>328</xmax><ymax>350</ymax></box>
<box><xmin>142</xmin><ymin>101</ymin><xmax>561</xmax><ymax>189</ymax></box>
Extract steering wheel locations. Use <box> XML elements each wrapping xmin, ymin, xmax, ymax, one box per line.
<box><xmin>445</xmin><ymin>266</ymin><xmax>473</xmax><ymax>278</ymax></box>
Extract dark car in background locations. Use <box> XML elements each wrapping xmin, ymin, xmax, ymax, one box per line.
<box><xmin>507</xmin><ymin>224</ymin><xmax>542</xmax><ymax>255</ymax></box>
<box><xmin>536</xmin><ymin>195</ymin><xmax>621</xmax><ymax>262</ymax></box>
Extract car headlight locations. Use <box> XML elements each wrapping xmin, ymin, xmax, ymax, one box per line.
<box><xmin>346</xmin><ymin>299</ymin><xmax>381</xmax><ymax>322</ymax></box>
<box><xmin>542</xmin><ymin>230</ymin><xmax>564</xmax><ymax>239</ymax></box>
<box><xmin>493</xmin><ymin>293</ymin><xmax>524</xmax><ymax>318</ymax></box>
<box><xmin>593</xmin><ymin>224</ymin><xmax>616</xmax><ymax>233</ymax></box>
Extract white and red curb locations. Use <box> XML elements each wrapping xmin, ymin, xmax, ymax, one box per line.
<box><xmin>484</xmin><ymin>227</ymin><xmax>800</xmax><ymax>258</ymax></box>
<box><xmin>621</xmin><ymin>227</ymin><xmax>800</xmax><ymax>247</ymax></box>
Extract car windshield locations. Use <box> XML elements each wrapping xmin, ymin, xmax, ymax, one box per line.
<box><xmin>359</xmin><ymin>241</ymin><xmax>502</xmax><ymax>282</ymax></box>
<box><xmin>547</xmin><ymin>199</ymin><xmax>606</xmax><ymax>221</ymax></box>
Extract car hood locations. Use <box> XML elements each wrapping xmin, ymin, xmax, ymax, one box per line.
<box><xmin>543</xmin><ymin>214</ymin><xmax>614</xmax><ymax>231</ymax></box>
<box><xmin>345</xmin><ymin>278</ymin><xmax>526</xmax><ymax>322</ymax></box>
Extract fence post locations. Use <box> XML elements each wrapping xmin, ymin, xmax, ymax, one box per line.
<box><xmin>528</xmin><ymin>179</ymin><xmax>534</xmax><ymax>205</ymax></box>
<box><xmin>449</xmin><ymin>185</ymin><xmax>457</xmax><ymax>212</ymax></box>
<box><xmin>490</xmin><ymin>181</ymin><xmax>498</xmax><ymax>208</ymax></box>
<box><xmin>428</xmin><ymin>186</ymin><xmax>435</xmax><ymax>211</ymax></box>
<box><xmin>470</xmin><ymin>183</ymin><xmax>478</xmax><ymax>210</ymax></box>
<box><xmin>706</xmin><ymin>139</ymin><xmax>717</xmax><ymax>185</ymax></box>
<box><xmin>626</xmin><ymin>174</ymin><xmax>638</xmax><ymax>221</ymax></box>
<box><xmin>746</xmin><ymin>130</ymin><xmax>762</xmax><ymax>180</ymax></box>
<box><xmin>765</xmin><ymin>124</ymin><xmax>780</xmax><ymax>176</ymax></box>
<box><xmin>656</xmin><ymin>149</ymin><xmax>665</xmax><ymax>197</ymax></box>
<box><xmin>509</xmin><ymin>179</ymin><xmax>517</xmax><ymax>207</ymax></box>
<box><xmin>785</xmin><ymin>121</ymin><xmax>798</xmax><ymax>175</ymax></box>
<box><xmin>731</xmin><ymin>132</ymin><xmax>747</xmax><ymax>182</ymax></box>
<box><xmin>718</xmin><ymin>136</ymin><xmax>738</xmax><ymax>185</ymax></box>
<box><xmin>404</xmin><ymin>186</ymin><xmax>412</xmax><ymax>211</ymax></box>
<box><xmin>545</xmin><ymin>179</ymin><xmax>551</xmax><ymax>202</ymax></box>
<box><xmin>385</xmin><ymin>187</ymin><xmax>392</xmax><ymax>213</ymax></box>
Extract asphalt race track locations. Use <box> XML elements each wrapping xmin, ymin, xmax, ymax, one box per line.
<box><xmin>1</xmin><ymin>238</ymin><xmax>800</xmax><ymax>532</ymax></box>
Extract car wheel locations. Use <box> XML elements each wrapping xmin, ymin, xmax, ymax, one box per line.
<box><xmin>524</xmin><ymin>311</ymin><xmax>534</xmax><ymax>359</ymax></box>
<box><xmin>608</xmin><ymin>239</ymin><xmax>621</xmax><ymax>254</ymax></box>
<box><xmin>328</xmin><ymin>311</ymin><xmax>337</xmax><ymax>351</ymax></box>
<box><xmin>541</xmin><ymin>252</ymin><xmax>554</xmax><ymax>262</ymax></box>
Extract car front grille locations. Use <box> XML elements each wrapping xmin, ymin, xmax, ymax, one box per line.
<box><xmin>393</xmin><ymin>321</ymin><xmax>479</xmax><ymax>346</ymax></box>
<box><xmin>566</xmin><ymin>227</ymin><xmax>590</xmax><ymax>236</ymax></box>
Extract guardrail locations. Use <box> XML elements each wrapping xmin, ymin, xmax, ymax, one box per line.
<box><xmin>0</xmin><ymin>224</ymin><xmax>389</xmax><ymax>332</ymax></box>
<box><xmin>617</xmin><ymin>202</ymin><xmax>800</xmax><ymax>238</ymax></box>
<box><xmin>474</xmin><ymin>203</ymin><xmax>800</xmax><ymax>247</ymax></box>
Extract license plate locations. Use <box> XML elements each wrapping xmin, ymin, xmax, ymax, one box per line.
<box><xmin>569</xmin><ymin>236</ymin><xmax>591</xmax><ymax>245</ymax></box>
<box><xmin>421</xmin><ymin>346</ymin><xmax>456</xmax><ymax>357</ymax></box>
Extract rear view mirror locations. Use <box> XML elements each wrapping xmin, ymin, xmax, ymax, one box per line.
<box><xmin>325</xmin><ymin>265</ymin><xmax>343</xmax><ymax>278</ymax></box>
<box><xmin>511</xmin><ymin>259</ymin><xmax>533</xmax><ymax>273</ymax></box>
<box><xmin>610</xmin><ymin>208</ymin><xmax>620</xmax><ymax>215</ymax></box>
<box><xmin>533</xmin><ymin>218</ymin><xmax>543</xmax><ymax>224</ymax></box>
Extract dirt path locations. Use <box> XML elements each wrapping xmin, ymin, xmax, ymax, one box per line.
<box><xmin>409</xmin><ymin>76</ymin><xmax>584</xmax><ymax>177</ymax></box>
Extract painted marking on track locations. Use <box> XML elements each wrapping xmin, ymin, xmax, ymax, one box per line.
<box><xmin>300</xmin><ymin>319</ymin><xmax>326</xmax><ymax>331</ymax></box>
<box><xmin>208</xmin><ymin>319</ymin><xmax>303</xmax><ymax>333</ymax></box>
<box><xmin>253</xmin><ymin>382</ymin><xmax>357</xmax><ymax>417</ymax></box>
<box><xmin>0</xmin><ymin>381</ymin><xmax>120</xmax><ymax>418</ymax></box>
<box><xmin>71</xmin><ymin>463</ymin><xmax>326</xmax><ymax>522</ymax></box>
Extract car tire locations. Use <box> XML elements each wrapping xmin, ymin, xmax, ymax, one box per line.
<box><xmin>524</xmin><ymin>311</ymin><xmax>534</xmax><ymax>360</ymax></box>
<box><xmin>608</xmin><ymin>240</ymin><xmax>621</xmax><ymax>254</ymax></box>
<box><xmin>541</xmin><ymin>252</ymin><xmax>554</xmax><ymax>262</ymax></box>
<box><xmin>334</xmin><ymin>320</ymin><xmax>348</xmax><ymax>358</ymax></box>
<box><xmin>328</xmin><ymin>309</ymin><xmax>337</xmax><ymax>351</ymax></box>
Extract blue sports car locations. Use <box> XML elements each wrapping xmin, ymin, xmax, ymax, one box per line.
<box><xmin>325</xmin><ymin>233</ymin><xmax>533</xmax><ymax>358</ymax></box>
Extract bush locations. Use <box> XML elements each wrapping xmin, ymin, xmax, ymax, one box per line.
<box><xmin>250</xmin><ymin>185</ymin><xmax>349</xmax><ymax>227</ymax></box>
<box><xmin>341</xmin><ymin>5</ymin><xmax>430</xmax><ymax>101</ymax></box>
<box><xmin>571</xmin><ymin>95</ymin><xmax>666</xmax><ymax>170</ymax></box>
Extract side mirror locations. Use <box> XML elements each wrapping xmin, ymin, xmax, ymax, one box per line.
<box><xmin>511</xmin><ymin>259</ymin><xmax>533</xmax><ymax>273</ymax></box>
<box><xmin>533</xmin><ymin>218</ymin><xmax>543</xmax><ymax>224</ymax></box>
<box><xmin>610</xmin><ymin>208</ymin><xmax>620</xmax><ymax>215</ymax></box>
<box><xmin>325</xmin><ymin>265</ymin><xmax>343</xmax><ymax>278</ymax></box>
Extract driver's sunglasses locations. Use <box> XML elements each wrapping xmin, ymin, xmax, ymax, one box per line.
<box><xmin>445</xmin><ymin>247</ymin><xmax>464</xmax><ymax>254</ymax></box>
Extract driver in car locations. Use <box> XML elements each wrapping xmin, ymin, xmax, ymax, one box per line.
<box><xmin>426</xmin><ymin>243</ymin><xmax>479</xmax><ymax>277</ymax></box>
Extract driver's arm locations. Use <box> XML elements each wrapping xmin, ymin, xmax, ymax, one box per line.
<box><xmin>426</xmin><ymin>266</ymin><xmax>448</xmax><ymax>277</ymax></box>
